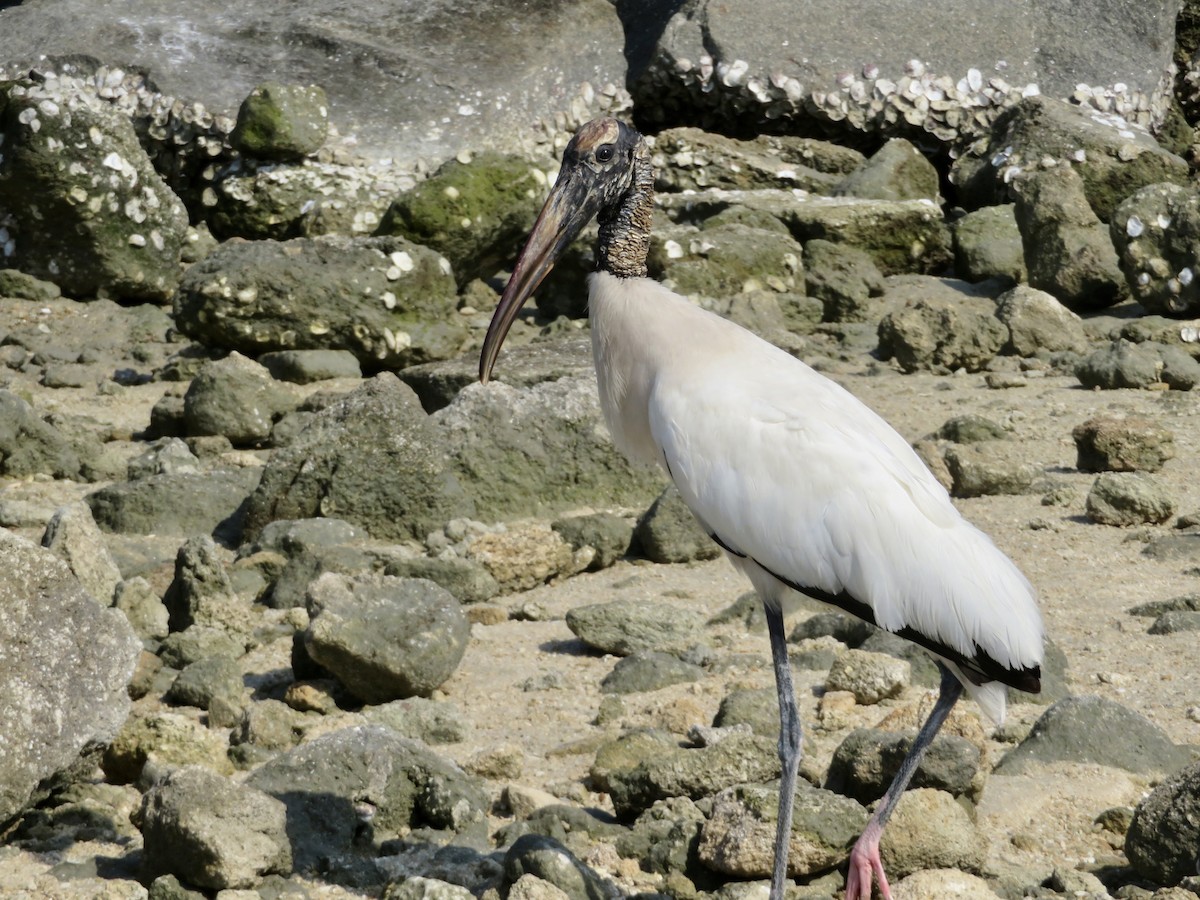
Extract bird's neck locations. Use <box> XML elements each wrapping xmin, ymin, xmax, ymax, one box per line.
<box><xmin>597</xmin><ymin>140</ymin><xmax>654</xmax><ymax>279</ymax></box>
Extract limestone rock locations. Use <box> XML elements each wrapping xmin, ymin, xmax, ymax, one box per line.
<box><xmin>1085</xmin><ymin>472</ymin><xmax>1176</xmax><ymax>526</ymax></box>
<box><xmin>1073</xmin><ymin>416</ymin><xmax>1175</xmax><ymax>473</ymax></box>
<box><xmin>231</xmin><ymin>81</ymin><xmax>329</xmax><ymax>161</ymax></box>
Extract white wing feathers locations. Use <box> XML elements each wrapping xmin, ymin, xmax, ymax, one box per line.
<box><xmin>647</xmin><ymin>352</ymin><xmax>1043</xmax><ymax>680</ymax></box>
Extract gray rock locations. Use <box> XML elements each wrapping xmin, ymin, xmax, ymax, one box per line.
<box><xmin>803</xmin><ymin>238</ymin><xmax>887</xmax><ymax>324</ymax></box>
<box><xmin>950</xmin><ymin>206</ymin><xmax>1027</xmax><ymax>286</ymax></box>
<box><xmin>935</xmin><ymin>414</ymin><xmax>1009</xmax><ymax>444</ymax></box>
<box><xmin>952</xmin><ymin>96</ymin><xmax>1188</xmax><ymax>220</ymax></box>
<box><xmin>0</xmin><ymin>390</ymin><xmax>83</xmax><ymax>479</ymax></box>
<box><xmin>377</xmin><ymin>152</ymin><xmax>544</xmax><ymax>287</ymax></box>
<box><xmin>697</xmin><ymin>780</ymin><xmax>867</xmax><ymax>878</ymax></box>
<box><xmin>713</xmin><ymin>688</ymin><xmax>781</xmax><ymax>738</ymax></box>
<box><xmin>943</xmin><ymin>441</ymin><xmax>1042</xmax><ymax>498</ymax></box>
<box><xmin>657</xmin><ymin>190</ymin><xmax>951</xmax><ymax>276</ymax></box>
<box><xmin>1085</xmin><ymin>472</ymin><xmax>1175</xmax><ymax>526</ymax></box>
<box><xmin>165</xmin><ymin>655</ymin><xmax>244</xmax><ymax>712</ymax></box>
<box><xmin>615</xmin><ymin>796</ymin><xmax>706</xmax><ymax>882</ymax></box>
<box><xmin>362</xmin><ymin>698</ymin><xmax>467</xmax><ymax>746</ymax></box>
<box><xmin>162</xmin><ymin>536</ymin><xmax>240</xmax><ymax>634</ymax></box>
<box><xmin>994</xmin><ymin>695</ymin><xmax>1191</xmax><ymax>775</ymax></box>
<box><xmin>231</xmin><ymin>81</ymin><xmax>329</xmax><ymax>161</ymax></box>
<box><xmin>0</xmin><ymin>76</ymin><xmax>188</xmax><ymax>300</ymax></box>
<box><xmin>1075</xmin><ymin>339</ymin><xmax>1200</xmax><ymax>390</ymax></box>
<box><xmin>388</xmin><ymin>877</ymin><xmax>477</xmax><ymax>900</ymax></box>
<box><xmin>136</xmin><ymin>765</ymin><xmax>291</xmax><ymax>889</ymax></box>
<box><xmin>1147</xmin><ymin>610</ymin><xmax>1200</xmax><ymax>635</ymax></box>
<box><xmin>633</xmin><ymin>1</ymin><xmax>1176</xmax><ymax>147</ymax></box>
<box><xmin>246</xmin><ymin>726</ymin><xmax>487</xmax><ymax>871</ymax></box>
<box><xmin>0</xmin><ymin>268</ymin><xmax>62</xmax><ymax>302</ymax></box>
<box><xmin>650</xmin><ymin>222</ymin><xmax>805</xmax><ymax>301</ymax></box>
<box><xmin>434</xmin><ymin>377</ymin><xmax>662</xmax><ymax>524</ymax></box>
<box><xmin>834</xmin><ymin>138</ymin><xmax>939</xmax><ymax>202</ymax></box>
<box><xmin>305</xmin><ymin>572</ymin><xmax>469</xmax><ymax>702</ymax></box>
<box><xmin>602</xmin><ymin>731</ymin><xmax>779</xmax><ymax>818</ymax></box>
<box><xmin>994</xmin><ymin>285</ymin><xmax>1089</xmax><ymax>356</ymax></box>
<box><xmin>876</xmin><ymin>276</ymin><xmax>1008</xmax><ymax>372</ymax></box>
<box><xmin>174</xmin><ymin>236</ymin><xmax>464</xmax><ymax>369</ymax></box>
<box><xmin>825</xmin><ymin>728</ymin><xmax>980</xmax><ymax>803</ymax></box>
<box><xmin>113</xmin><ymin>576</ymin><xmax>170</xmax><ymax>642</ymax></box>
<box><xmin>824</xmin><ymin>648</ymin><xmax>910</xmax><ymax>704</ymax></box>
<box><xmin>265</xmin><ymin>544</ymin><xmax>377</xmax><ymax>610</ymax></box>
<box><xmin>400</xmin><ymin>337</ymin><xmax>593</xmax><ymax>414</ymax></box>
<box><xmin>0</xmin><ymin>530</ymin><xmax>140</xmax><ymax>824</ymax></box>
<box><xmin>652</xmin><ymin>127</ymin><xmax>862</xmax><ymax>194</ymax></box>
<box><xmin>1073</xmin><ymin>416</ymin><xmax>1175</xmax><ymax>473</ymax></box>
<box><xmin>879</xmin><ymin>788</ymin><xmax>985</xmax><ymax>879</ymax></box>
<box><xmin>258</xmin><ymin>349</ymin><xmax>363</xmax><ymax>384</ymax></box>
<box><xmin>383</xmin><ymin>557</ymin><xmax>499</xmax><ymax>605</ymax></box>
<box><xmin>857</xmin><ymin>629</ymin><xmax>942</xmax><ymax>688</ymax></box>
<box><xmin>1128</xmin><ymin>593</ymin><xmax>1200</xmax><ymax>618</ymax></box>
<box><xmin>127</xmin><ymin>438</ymin><xmax>201</xmax><ymax>481</ymax></box>
<box><xmin>565</xmin><ymin>597</ymin><xmax>704</xmax><ymax>657</ymax></box>
<box><xmin>103</xmin><ymin>710</ymin><xmax>234</xmax><ymax>784</ymax></box>
<box><xmin>599</xmin><ymin>651</ymin><xmax>705</xmax><ymax>695</ymax></box>
<box><xmin>551</xmin><ymin>513</ymin><xmax>633</xmax><ymax>572</ymax></box>
<box><xmin>1125</xmin><ymin>760</ymin><xmax>1200</xmax><ymax>886</ymax></box>
<box><xmin>634</xmin><ymin>484</ymin><xmax>721</xmax><ymax>564</ymax></box>
<box><xmin>41</xmin><ymin>501</ymin><xmax>122</xmax><ymax>605</ymax></box>
<box><xmin>85</xmin><ymin>467</ymin><xmax>261</xmax><ymax>540</ymax></box>
<box><xmin>502</xmin><ymin>833</ymin><xmax>614</xmax><ymax>900</ymax></box>
<box><xmin>1111</xmin><ymin>182</ymin><xmax>1200</xmax><ymax>317</ymax></box>
<box><xmin>1007</xmin><ymin>637</ymin><xmax>1071</xmax><ymax>708</ymax></box>
<box><xmin>158</xmin><ymin>626</ymin><xmax>245</xmax><ymax>670</ymax></box>
<box><xmin>1012</xmin><ymin>165</ymin><xmax>1126</xmax><ymax>312</ymax></box>
<box><xmin>244</xmin><ymin>374</ymin><xmax>471</xmax><ymax>543</ymax></box>
<box><xmin>250</xmin><ymin>516</ymin><xmax>363</xmax><ymax>557</ymax></box>
<box><xmin>230</xmin><ymin>699</ymin><xmax>304</xmax><ymax>753</ymax></box>
<box><xmin>183</xmin><ymin>353</ymin><xmax>299</xmax><ymax>446</ymax></box>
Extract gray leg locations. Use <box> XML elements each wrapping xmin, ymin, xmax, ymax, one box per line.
<box><xmin>765</xmin><ymin>602</ymin><xmax>801</xmax><ymax>900</ymax></box>
<box><xmin>844</xmin><ymin>663</ymin><xmax>963</xmax><ymax>900</ymax></box>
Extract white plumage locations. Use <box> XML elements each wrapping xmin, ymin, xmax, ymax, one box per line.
<box><xmin>481</xmin><ymin>117</ymin><xmax>1045</xmax><ymax>900</ymax></box>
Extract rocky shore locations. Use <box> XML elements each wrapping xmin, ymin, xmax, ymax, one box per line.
<box><xmin>1</xmin><ymin>2</ymin><xmax>1200</xmax><ymax>899</ymax></box>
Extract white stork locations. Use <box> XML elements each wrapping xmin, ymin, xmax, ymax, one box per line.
<box><xmin>479</xmin><ymin>117</ymin><xmax>1044</xmax><ymax>900</ymax></box>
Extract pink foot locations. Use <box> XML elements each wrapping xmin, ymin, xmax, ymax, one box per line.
<box><xmin>844</xmin><ymin>825</ymin><xmax>892</xmax><ymax>900</ymax></box>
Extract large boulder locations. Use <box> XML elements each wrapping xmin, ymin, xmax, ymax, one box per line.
<box><xmin>1110</xmin><ymin>182</ymin><xmax>1200</xmax><ymax>317</ymax></box>
<box><xmin>631</xmin><ymin>0</ymin><xmax>1179</xmax><ymax>143</ymax></box>
<box><xmin>243</xmin><ymin>374</ymin><xmax>472</xmax><ymax>542</ymax></box>
<box><xmin>1125</xmin><ymin>760</ymin><xmax>1200</xmax><ymax>887</ymax></box>
<box><xmin>876</xmin><ymin>276</ymin><xmax>1008</xmax><ymax>372</ymax></box>
<box><xmin>0</xmin><ymin>76</ymin><xmax>188</xmax><ymax>300</ymax></box>
<box><xmin>174</xmin><ymin>235</ymin><xmax>465</xmax><ymax>369</ymax></box>
<box><xmin>0</xmin><ymin>531</ymin><xmax>140</xmax><ymax>826</ymax></box>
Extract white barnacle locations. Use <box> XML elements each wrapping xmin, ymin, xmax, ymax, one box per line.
<box><xmin>102</xmin><ymin>152</ymin><xmax>125</xmax><ymax>171</ymax></box>
<box><xmin>664</xmin><ymin>239</ymin><xmax>684</xmax><ymax>260</ymax></box>
<box><xmin>1125</xmin><ymin>215</ymin><xmax>1144</xmax><ymax>238</ymax></box>
<box><xmin>386</xmin><ymin>266</ymin><xmax>401</xmax><ymax>281</ymax></box>
<box><xmin>1180</xmin><ymin>267</ymin><xmax>1194</xmax><ymax>287</ymax></box>
<box><xmin>1138</xmin><ymin>272</ymin><xmax>1151</xmax><ymax>286</ymax></box>
<box><xmin>966</xmin><ymin>68</ymin><xmax>983</xmax><ymax>92</ymax></box>
<box><xmin>383</xmin><ymin>327</ymin><xmax>397</xmax><ymax>352</ymax></box>
<box><xmin>382</xmin><ymin>291</ymin><xmax>397</xmax><ymax>310</ymax></box>
<box><xmin>444</xmin><ymin>186</ymin><xmax>460</xmax><ymax>200</ymax></box>
<box><xmin>1071</xmin><ymin>148</ymin><xmax>1086</xmax><ymax>162</ymax></box>
<box><xmin>438</xmin><ymin>257</ymin><xmax>452</xmax><ymax>276</ymax></box>
<box><xmin>390</xmin><ymin>250</ymin><xmax>414</xmax><ymax>273</ymax></box>
<box><xmin>17</xmin><ymin>107</ymin><xmax>38</xmax><ymax>125</ymax></box>
<box><xmin>1157</xmin><ymin>214</ymin><xmax>1172</xmax><ymax>229</ymax></box>
<box><xmin>128</xmin><ymin>233</ymin><xmax>146</xmax><ymax>247</ymax></box>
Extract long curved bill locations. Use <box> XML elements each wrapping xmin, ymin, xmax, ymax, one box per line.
<box><xmin>479</xmin><ymin>169</ymin><xmax>597</xmax><ymax>383</ymax></box>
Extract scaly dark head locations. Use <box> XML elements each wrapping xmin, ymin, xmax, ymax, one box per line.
<box><xmin>478</xmin><ymin>117</ymin><xmax>642</xmax><ymax>383</ymax></box>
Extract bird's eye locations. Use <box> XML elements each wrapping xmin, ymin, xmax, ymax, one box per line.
<box><xmin>595</xmin><ymin>144</ymin><xmax>615</xmax><ymax>163</ymax></box>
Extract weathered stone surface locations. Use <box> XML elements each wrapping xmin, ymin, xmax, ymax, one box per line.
<box><xmin>1012</xmin><ymin>165</ymin><xmax>1126</xmax><ymax>312</ymax></box>
<box><xmin>434</xmin><ymin>378</ymin><xmax>662</xmax><ymax>524</ymax></box>
<box><xmin>551</xmin><ymin>513</ymin><xmax>633</xmax><ymax>572</ymax></box>
<box><xmin>944</xmin><ymin>441</ymin><xmax>1042</xmax><ymax>498</ymax></box>
<box><xmin>165</xmin><ymin>655</ymin><xmax>244</xmax><ymax>712</ymax></box>
<box><xmin>383</xmin><ymin>556</ymin><xmax>500</xmax><ymax>605</ymax></box>
<box><xmin>953</xmin><ymin>96</ymin><xmax>1189</xmax><ymax>220</ymax></box>
<box><xmin>1110</xmin><ymin>182</ymin><xmax>1200</xmax><ymax>317</ymax></box>
<box><xmin>231</xmin><ymin>81</ymin><xmax>329</xmax><ymax>161</ymax></box>
<box><xmin>86</xmin><ymin>467</ymin><xmax>261</xmax><ymax>539</ymax></box>
<box><xmin>994</xmin><ymin>285</ymin><xmax>1089</xmax><ymax>356</ymax></box>
<box><xmin>650</xmin><ymin>222</ymin><xmax>805</xmax><ymax>301</ymax></box>
<box><xmin>634</xmin><ymin>484</ymin><xmax>721</xmax><ymax>564</ymax></box>
<box><xmin>833</xmin><ymin>138</ymin><xmax>939</xmax><ymax>202</ymax></box>
<box><xmin>1075</xmin><ymin>339</ymin><xmax>1200</xmax><ymax>390</ymax></box>
<box><xmin>377</xmin><ymin>152</ymin><xmax>544</xmax><ymax>287</ymax></box>
<box><xmin>698</xmin><ymin>780</ymin><xmax>867</xmax><ymax>878</ymax></box>
<box><xmin>174</xmin><ymin>235</ymin><xmax>464</xmax><ymax>369</ymax></box>
<box><xmin>0</xmin><ymin>77</ymin><xmax>188</xmax><ymax>300</ymax></box>
<box><xmin>599</xmin><ymin>651</ymin><xmax>705</xmax><ymax>695</ymax></box>
<box><xmin>825</xmin><ymin>728</ymin><xmax>980</xmax><ymax>802</ymax></box>
<box><xmin>162</xmin><ymin>535</ymin><xmax>243</xmax><ymax>635</ymax></box>
<box><xmin>879</xmin><ymin>788</ymin><xmax>985</xmax><ymax>878</ymax></box>
<box><xmin>258</xmin><ymin>349</ymin><xmax>363</xmax><ymax>384</ymax></box>
<box><xmin>825</xmin><ymin>649</ymin><xmax>910</xmax><ymax>704</ymax></box>
<box><xmin>501</xmin><ymin>834</ymin><xmax>613</xmax><ymax>900</ymax></box>
<box><xmin>246</xmin><ymin>726</ymin><xmax>487</xmax><ymax>871</ymax></box>
<box><xmin>1073</xmin><ymin>416</ymin><xmax>1175</xmax><ymax>473</ymax></box>
<box><xmin>244</xmin><ymin>375</ymin><xmax>471</xmax><ymax>542</ymax></box>
<box><xmin>1125</xmin><ymin>760</ymin><xmax>1200</xmax><ymax>887</ymax></box>
<box><xmin>0</xmin><ymin>530</ymin><xmax>140</xmax><ymax>825</ymax></box>
<box><xmin>183</xmin><ymin>353</ymin><xmax>299</xmax><ymax>446</ymax></box>
<box><xmin>951</xmin><ymin>205</ymin><xmax>1027</xmax><ymax>286</ymax></box>
<box><xmin>877</xmin><ymin>276</ymin><xmax>1007</xmax><ymax>372</ymax></box>
<box><xmin>465</xmin><ymin>523</ymin><xmax>584</xmax><ymax>593</ymax></box>
<box><xmin>103</xmin><ymin>710</ymin><xmax>234</xmax><ymax>785</ymax></box>
<box><xmin>0</xmin><ymin>390</ymin><xmax>83</xmax><ymax>479</ymax></box>
<box><xmin>566</xmin><ymin>597</ymin><xmax>704</xmax><ymax>657</ymax></box>
<box><xmin>305</xmin><ymin>572</ymin><xmax>469</xmax><ymax>702</ymax></box>
<box><xmin>803</xmin><ymin>238</ymin><xmax>886</xmax><ymax>323</ymax></box>
<box><xmin>137</xmin><ymin>765</ymin><xmax>291</xmax><ymax>889</ymax></box>
<box><xmin>41</xmin><ymin>500</ymin><xmax>122</xmax><ymax>605</ymax></box>
<box><xmin>995</xmin><ymin>695</ymin><xmax>1191</xmax><ymax>775</ymax></box>
<box><xmin>1085</xmin><ymin>472</ymin><xmax>1176</xmax><ymax>526</ymax></box>
<box><xmin>892</xmin><ymin>870</ymin><xmax>1003</xmax><ymax>900</ymax></box>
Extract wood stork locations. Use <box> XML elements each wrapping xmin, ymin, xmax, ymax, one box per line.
<box><xmin>479</xmin><ymin>117</ymin><xmax>1044</xmax><ymax>900</ymax></box>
